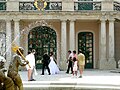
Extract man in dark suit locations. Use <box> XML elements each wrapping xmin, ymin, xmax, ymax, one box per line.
<box><xmin>41</xmin><ymin>51</ymin><xmax>51</xmax><ymax>75</ymax></box>
<box><xmin>66</xmin><ymin>50</ymin><xmax>73</xmax><ymax>74</ymax></box>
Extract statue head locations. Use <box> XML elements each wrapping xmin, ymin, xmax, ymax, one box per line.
<box><xmin>16</xmin><ymin>47</ymin><xmax>24</xmax><ymax>56</ymax></box>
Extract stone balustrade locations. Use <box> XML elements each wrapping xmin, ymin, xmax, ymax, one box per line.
<box><xmin>19</xmin><ymin>1</ymin><xmax>62</xmax><ymax>11</ymax></box>
<box><xmin>0</xmin><ymin>0</ymin><xmax>120</xmax><ymax>11</ymax></box>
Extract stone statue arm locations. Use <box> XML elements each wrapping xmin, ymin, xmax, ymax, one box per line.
<box><xmin>17</xmin><ymin>56</ymin><xmax>29</xmax><ymax>66</ymax></box>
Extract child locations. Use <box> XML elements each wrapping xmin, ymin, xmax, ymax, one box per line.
<box><xmin>73</xmin><ymin>57</ymin><xmax>78</xmax><ymax>76</ymax></box>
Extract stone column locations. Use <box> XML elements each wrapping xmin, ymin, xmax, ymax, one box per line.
<box><xmin>14</xmin><ymin>19</ymin><xmax>20</xmax><ymax>46</ymax></box>
<box><xmin>99</xmin><ymin>19</ymin><xmax>107</xmax><ymax>69</ymax></box>
<box><xmin>108</xmin><ymin>19</ymin><xmax>116</xmax><ymax>69</ymax></box>
<box><xmin>69</xmin><ymin>19</ymin><xmax>75</xmax><ymax>51</ymax></box>
<box><xmin>5</xmin><ymin>19</ymin><xmax>12</xmax><ymax>69</ymax></box>
<box><xmin>60</xmin><ymin>19</ymin><xmax>67</xmax><ymax>70</ymax></box>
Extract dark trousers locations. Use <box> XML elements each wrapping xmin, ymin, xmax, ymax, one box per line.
<box><xmin>66</xmin><ymin>61</ymin><xmax>73</xmax><ymax>73</ymax></box>
<box><xmin>42</xmin><ymin>63</ymin><xmax>50</xmax><ymax>75</ymax></box>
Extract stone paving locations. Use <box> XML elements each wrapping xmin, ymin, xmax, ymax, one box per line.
<box><xmin>19</xmin><ymin>69</ymin><xmax>120</xmax><ymax>90</ymax></box>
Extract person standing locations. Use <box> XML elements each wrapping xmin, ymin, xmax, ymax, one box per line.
<box><xmin>66</xmin><ymin>50</ymin><xmax>73</xmax><ymax>74</ymax></box>
<box><xmin>77</xmin><ymin>50</ymin><xmax>85</xmax><ymax>78</ymax></box>
<box><xmin>41</xmin><ymin>51</ymin><xmax>51</xmax><ymax>75</ymax></box>
<box><xmin>26</xmin><ymin>49</ymin><xmax>36</xmax><ymax>81</ymax></box>
<box><xmin>72</xmin><ymin>50</ymin><xmax>77</xmax><ymax>59</ymax></box>
<box><xmin>72</xmin><ymin>57</ymin><xmax>78</xmax><ymax>77</ymax></box>
<box><xmin>49</xmin><ymin>52</ymin><xmax>59</xmax><ymax>75</ymax></box>
<box><xmin>7</xmin><ymin>47</ymin><xmax>29</xmax><ymax>90</ymax></box>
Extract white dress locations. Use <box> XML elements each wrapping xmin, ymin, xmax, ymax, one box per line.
<box><xmin>73</xmin><ymin>61</ymin><xmax>78</xmax><ymax>71</ymax></box>
<box><xmin>49</xmin><ymin>56</ymin><xmax>59</xmax><ymax>75</ymax></box>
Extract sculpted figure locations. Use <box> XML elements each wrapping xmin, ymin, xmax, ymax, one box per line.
<box><xmin>0</xmin><ymin>55</ymin><xmax>14</xmax><ymax>90</ymax></box>
<box><xmin>7</xmin><ymin>47</ymin><xmax>29</xmax><ymax>90</ymax></box>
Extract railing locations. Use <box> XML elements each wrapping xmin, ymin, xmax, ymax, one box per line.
<box><xmin>0</xmin><ymin>1</ymin><xmax>6</xmax><ymax>11</ymax></box>
<box><xmin>74</xmin><ymin>1</ymin><xmax>101</xmax><ymax>11</ymax></box>
<box><xmin>114</xmin><ymin>1</ymin><xmax>120</xmax><ymax>11</ymax></box>
<box><xmin>19</xmin><ymin>1</ymin><xmax>62</xmax><ymax>11</ymax></box>
<box><xmin>1</xmin><ymin>1</ymin><xmax>120</xmax><ymax>12</ymax></box>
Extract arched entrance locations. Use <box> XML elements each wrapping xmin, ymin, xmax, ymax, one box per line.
<box><xmin>78</xmin><ymin>32</ymin><xmax>94</xmax><ymax>69</ymax></box>
<box><xmin>28</xmin><ymin>26</ymin><xmax>57</xmax><ymax>69</ymax></box>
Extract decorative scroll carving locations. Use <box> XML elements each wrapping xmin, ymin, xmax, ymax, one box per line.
<box><xmin>114</xmin><ymin>1</ymin><xmax>120</xmax><ymax>11</ymax></box>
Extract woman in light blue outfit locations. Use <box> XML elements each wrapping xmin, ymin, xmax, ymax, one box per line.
<box><xmin>49</xmin><ymin>52</ymin><xmax>59</xmax><ymax>75</ymax></box>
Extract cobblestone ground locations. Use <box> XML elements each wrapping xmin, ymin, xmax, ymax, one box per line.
<box><xmin>19</xmin><ymin>69</ymin><xmax>120</xmax><ymax>90</ymax></box>
<box><xmin>19</xmin><ymin>69</ymin><xmax>120</xmax><ymax>82</ymax></box>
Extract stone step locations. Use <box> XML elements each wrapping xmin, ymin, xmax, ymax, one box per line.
<box><xmin>23</xmin><ymin>81</ymin><xmax>120</xmax><ymax>90</ymax></box>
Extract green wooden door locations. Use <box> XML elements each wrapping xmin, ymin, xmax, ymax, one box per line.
<box><xmin>78</xmin><ymin>32</ymin><xmax>93</xmax><ymax>69</ymax></box>
<box><xmin>28</xmin><ymin>26</ymin><xmax>57</xmax><ymax>69</ymax></box>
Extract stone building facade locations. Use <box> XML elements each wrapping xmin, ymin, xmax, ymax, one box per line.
<box><xmin>0</xmin><ymin>0</ymin><xmax>120</xmax><ymax>70</ymax></box>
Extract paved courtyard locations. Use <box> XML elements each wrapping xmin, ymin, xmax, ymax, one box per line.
<box><xmin>19</xmin><ymin>69</ymin><xmax>120</xmax><ymax>90</ymax></box>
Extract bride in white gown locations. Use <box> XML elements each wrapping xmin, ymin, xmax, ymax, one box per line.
<box><xmin>49</xmin><ymin>52</ymin><xmax>59</xmax><ymax>75</ymax></box>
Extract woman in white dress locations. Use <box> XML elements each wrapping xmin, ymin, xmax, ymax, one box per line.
<box><xmin>49</xmin><ymin>52</ymin><xmax>59</xmax><ymax>75</ymax></box>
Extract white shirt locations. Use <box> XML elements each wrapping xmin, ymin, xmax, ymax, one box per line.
<box><xmin>68</xmin><ymin>53</ymin><xmax>73</xmax><ymax>59</ymax></box>
<box><xmin>26</xmin><ymin>53</ymin><xmax>35</xmax><ymax>70</ymax></box>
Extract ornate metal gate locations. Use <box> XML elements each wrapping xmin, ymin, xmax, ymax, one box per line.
<box><xmin>28</xmin><ymin>26</ymin><xmax>57</xmax><ymax>69</ymax></box>
<box><xmin>78</xmin><ymin>32</ymin><xmax>93</xmax><ymax>69</ymax></box>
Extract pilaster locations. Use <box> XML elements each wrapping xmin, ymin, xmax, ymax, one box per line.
<box><xmin>62</xmin><ymin>0</ymin><xmax>74</xmax><ymax>11</ymax></box>
<box><xmin>7</xmin><ymin>1</ymin><xmax>19</xmax><ymax>11</ymax></box>
<box><xmin>101</xmin><ymin>0</ymin><xmax>114</xmax><ymax>11</ymax></box>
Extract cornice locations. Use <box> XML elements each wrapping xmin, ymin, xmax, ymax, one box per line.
<box><xmin>0</xmin><ymin>11</ymin><xmax>120</xmax><ymax>20</ymax></box>
<box><xmin>0</xmin><ymin>10</ymin><xmax>119</xmax><ymax>16</ymax></box>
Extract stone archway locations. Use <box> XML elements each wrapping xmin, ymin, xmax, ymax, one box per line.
<box><xmin>28</xmin><ymin>26</ymin><xmax>57</xmax><ymax>69</ymax></box>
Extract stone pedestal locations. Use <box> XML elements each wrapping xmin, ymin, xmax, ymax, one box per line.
<box><xmin>7</xmin><ymin>1</ymin><xmax>19</xmax><ymax>11</ymax></box>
